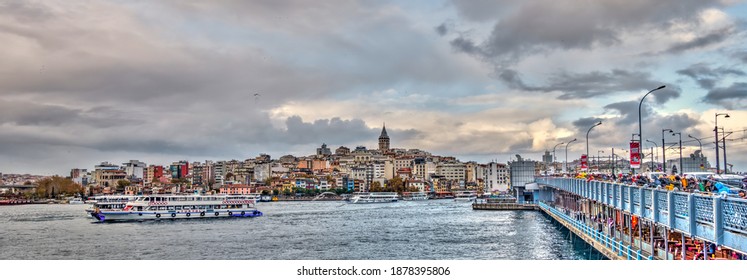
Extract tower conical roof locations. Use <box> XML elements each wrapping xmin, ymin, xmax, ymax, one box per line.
<box><xmin>379</xmin><ymin>123</ymin><xmax>389</xmax><ymax>139</ymax></box>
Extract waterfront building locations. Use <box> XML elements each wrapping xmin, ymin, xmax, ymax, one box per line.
<box><xmin>412</xmin><ymin>158</ymin><xmax>436</xmax><ymax>181</ymax></box>
<box><xmin>436</xmin><ymin>162</ymin><xmax>466</xmax><ymax>181</ymax></box>
<box><xmin>378</xmin><ymin>124</ymin><xmax>390</xmax><ymax>152</ymax></box>
<box><xmin>255</xmin><ymin>154</ymin><xmax>271</xmax><ymax>163</ymax></box>
<box><xmin>254</xmin><ymin>163</ymin><xmax>271</xmax><ymax>183</ymax></box>
<box><xmin>190</xmin><ymin>162</ymin><xmax>205</xmax><ymax>186</ymax></box>
<box><xmin>394</xmin><ymin>157</ymin><xmax>413</xmax><ymax>173</ymax></box>
<box><xmin>665</xmin><ymin>150</ymin><xmax>711</xmax><ymax>173</ymax></box>
<box><xmin>170</xmin><ymin>161</ymin><xmax>189</xmax><ymax>179</ymax></box>
<box><xmin>316</xmin><ymin>143</ymin><xmax>332</xmax><ymax>156</ymax></box>
<box><xmin>335</xmin><ymin>146</ymin><xmax>350</xmax><ymax>156</ymax></box>
<box><xmin>396</xmin><ymin>168</ymin><xmax>412</xmax><ymax>179</ymax></box>
<box><xmin>484</xmin><ymin>162</ymin><xmax>509</xmax><ymax>193</ymax></box>
<box><xmin>214</xmin><ymin>161</ymin><xmax>225</xmax><ymax>186</ymax></box>
<box><xmin>70</xmin><ymin>168</ymin><xmax>89</xmax><ymax>186</ymax></box>
<box><xmin>93</xmin><ymin>169</ymin><xmax>127</xmax><ymax>190</ymax></box>
<box><xmin>407</xmin><ymin>180</ymin><xmax>426</xmax><ymax>192</ymax></box>
<box><xmin>464</xmin><ymin>162</ymin><xmax>477</xmax><ymax>183</ymax></box>
<box><xmin>219</xmin><ymin>183</ymin><xmax>253</xmax><ymax>195</ymax></box>
<box><xmin>145</xmin><ymin>165</ymin><xmax>164</xmax><ymax>185</ymax></box>
<box><xmin>278</xmin><ymin>154</ymin><xmax>296</xmax><ymax>164</ymax></box>
<box><xmin>123</xmin><ymin>160</ymin><xmax>146</xmax><ymax>179</ymax></box>
<box><xmin>542</xmin><ymin>150</ymin><xmax>552</xmax><ymax>165</ymax></box>
<box><xmin>509</xmin><ymin>155</ymin><xmax>537</xmax><ymax>202</ymax></box>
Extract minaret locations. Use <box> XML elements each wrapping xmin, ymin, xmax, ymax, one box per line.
<box><xmin>378</xmin><ymin>123</ymin><xmax>390</xmax><ymax>152</ymax></box>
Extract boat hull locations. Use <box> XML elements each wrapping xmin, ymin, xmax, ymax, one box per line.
<box><xmin>91</xmin><ymin>209</ymin><xmax>263</xmax><ymax>222</ymax></box>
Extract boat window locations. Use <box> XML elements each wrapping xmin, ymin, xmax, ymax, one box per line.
<box><xmin>167</xmin><ymin>206</ymin><xmax>175</xmax><ymax>211</ymax></box>
<box><xmin>158</xmin><ymin>206</ymin><xmax>166</xmax><ymax>210</ymax></box>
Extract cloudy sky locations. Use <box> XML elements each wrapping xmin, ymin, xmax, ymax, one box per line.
<box><xmin>1</xmin><ymin>0</ymin><xmax>747</xmax><ymax>175</ymax></box>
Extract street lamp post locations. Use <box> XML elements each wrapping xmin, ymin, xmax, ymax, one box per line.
<box><xmin>564</xmin><ymin>138</ymin><xmax>577</xmax><ymax>173</ymax></box>
<box><xmin>638</xmin><ymin>85</ymin><xmax>666</xmax><ymax>174</ymax></box>
<box><xmin>715</xmin><ymin>113</ymin><xmax>729</xmax><ymax>174</ymax></box>
<box><xmin>720</xmin><ymin>127</ymin><xmax>730</xmax><ymax>174</ymax></box>
<box><xmin>646</xmin><ymin>139</ymin><xmax>658</xmax><ymax>172</ymax></box>
<box><xmin>662</xmin><ymin>129</ymin><xmax>672</xmax><ymax>173</ymax></box>
<box><xmin>552</xmin><ymin>142</ymin><xmax>565</xmax><ymax>173</ymax></box>
<box><xmin>688</xmin><ymin>135</ymin><xmax>704</xmax><ymax>172</ymax></box>
<box><xmin>586</xmin><ymin>121</ymin><xmax>603</xmax><ymax>171</ymax></box>
<box><xmin>687</xmin><ymin>134</ymin><xmax>703</xmax><ymax>152</ymax></box>
<box><xmin>672</xmin><ymin>132</ymin><xmax>682</xmax><ymax>174</ymax></box>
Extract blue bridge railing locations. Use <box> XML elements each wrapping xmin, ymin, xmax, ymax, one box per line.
<box><xmin>539</xmin><ymin>201</ymin><xmax>651</xmax><ymax>260</ymax></box>
<box><xmin>536</xmin><ymin>177</ymin><xmax>747</xmax><ymax>254</ymax></box>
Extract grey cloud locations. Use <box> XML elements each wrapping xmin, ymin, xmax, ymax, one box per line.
<box><xmin>572</xmin><ymin>117</ymin><xmax>604</xmax><ymax>133</ymax></box>
<box><xmin>703</xmin><ymin>82</ymin><xmax>747</xmax><ymax>109</ymax></box>
<box><xmin>499</xmin><ymin>68</ymin><xmax>678</xmax><ymax>101</ymax></box>
<box><xmin>450</xmin><ymin>0</ymin><xmax>517</xmax><ymax>22</ymax></box>
<box><xmin>604</xmin><ymin>101</ymin><xmax>653</xmax><ymax>126</ymax></box>
<box><xmin>450</xmin><ymin>37</ymin><xmax>483</xmax><ymax>56</ymax></box>
<box><xmin>280</xmin><ymin>116</ymin><xmax>375</xmax><ymax>145</ymax></box>
<box><xmin>649</xmin><ymin>114</ymin><xmax>701</xmax><ymax>136</ymax></box>
<box><xmin>676</xmin><ymin>63</ymin><xmax>746</xmax><ymax>89</ymax></box>
<box><xmin>435</xmin><ymin>23</ymin><xmax>448</xmax><ymax>36</ymax></box>
<box><xmin>449</xmin><ymin>0</ymin><xmax>724</xmax><ymax>61</ymax></box>
<box><xmin>0</xmin><ymin>101</ymin><xmax>81</xmax><ymax>126</ymax></box>
<box><xmin>664</xmin><ymin>27</ymin><xmax>735</xmax><ymax>54</ymax></box>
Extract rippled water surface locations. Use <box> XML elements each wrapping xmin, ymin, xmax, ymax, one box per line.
<box><xmin>0</xmin><ymin>200</ymin><xmax>596</xmax><ymax>260</ymax></box>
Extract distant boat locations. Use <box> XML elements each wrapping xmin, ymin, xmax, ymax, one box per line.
<box><xmin>259</xmin><ymin>195</ymin><xmax>273</xmax><ymax>202</ymax></box>
<box><xmin>401</xmin><ymin>192</ymin><xmax>429</xmax><ymax>201</ymax></box>
<box><xmin>68</xmin><ymin>197</ymin><xmax>84</xmax><ymax>204</ymax></box>
<box><xmin>348</xmin><ymin>192</ymin><xmax>398</xmax><ymax>204</ymax></box>
<box><xmin>454</xmin><ymin>191</ymin><xmax>477</xmax><ymax>202</ymax></box>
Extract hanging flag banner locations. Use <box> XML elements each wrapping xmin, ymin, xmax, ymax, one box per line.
<box><xmin>581</xmin><ymin>154</ymin><xmax>588</xmax><ymax>171</ymax></box>
<box><xmin>630</xmin><ymin>141</ymin><xmax>641</xmax><ymax>169</ymax></box>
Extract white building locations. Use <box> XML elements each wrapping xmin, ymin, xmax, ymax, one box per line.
<box><xmin>436</xmin><ymin>162</ymin><xmax>466</xmax><ymax>181</ymax></box>
<box><xmin>484</xmin><ymin>162</ymin><xmax>509</xmax><ymax>193</ymax></box>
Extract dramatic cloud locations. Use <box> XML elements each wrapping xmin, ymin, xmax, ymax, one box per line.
<box><xmin>676</xmin><ymin>63</ymin><xmax>746</xmax><ymax>89</ymax></box>
<box><xmin>663</xmin><ymin>27</ymin><xmax>735</xmax><ymax>54</ymax></box>
<box><xmin>1</xmin><ymin>1</ymin><xmax>746</xmax><ymax>174</ymax></box>
<box><xmin>449</xmin><ymin>0</ymin><xmax>726</xmax><ymax>60</ymax></box>
<box><xmin>435</xmin><ymin>22</ymin><xmax>448</xmax><ymax>36</ymax></box>
<box><xmin>703</xmin><ymin>82</ymin><xmax>747</xmax><ymax>109</ymax></box>
<box><xmin>494</xmin><ymin>69</ymin><xmax>679</xmax><ymax>101</ymax></box>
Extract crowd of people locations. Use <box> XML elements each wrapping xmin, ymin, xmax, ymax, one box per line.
<box><xmin>548</xmin><ymin>172</ymin><xmax>747</xmax><ymax>198</ymax></box>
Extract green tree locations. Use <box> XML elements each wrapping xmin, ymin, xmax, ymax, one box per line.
<box><xmin>261</xmin><ymin>189</ymin><xmax>271</xmax><ymax>195</ymax></box>
<box><xmin>36</xmin><ymin>176</ymin><xmax>83</xmax><ymax>198</ymax></box>
<box><xmin>116</xmin><ymin>180</ymin><xmax>131</xmax><ymax>192</ymax></box>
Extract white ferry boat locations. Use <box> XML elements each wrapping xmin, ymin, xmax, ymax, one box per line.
<box><xmin>90</xmin><ymin>194</ymin><xmax>262</xmax><ymax>222</ymax></box>
<box><xmin>68</xmin><ymin>197</ymin><xmax>84</xmax><ymax>204</ymax></box>
<box><xmin>401</xmin><ymin>192</ymin><xmax>429</xmax><ymax>201</ymax></box>
<box><xmin>85</xmin><ymin>195</ymin><xmax>138</xmax><ymax>217</ymax></box>
<box><xmin>348</xmin><ymin>192</ymin><xmax>399</xmax><ymax>204</ymax></box>
<box><xmin>454</xmin><ymin>191</ymin><xmax>477</xmax><ymax>202</ymax></box>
